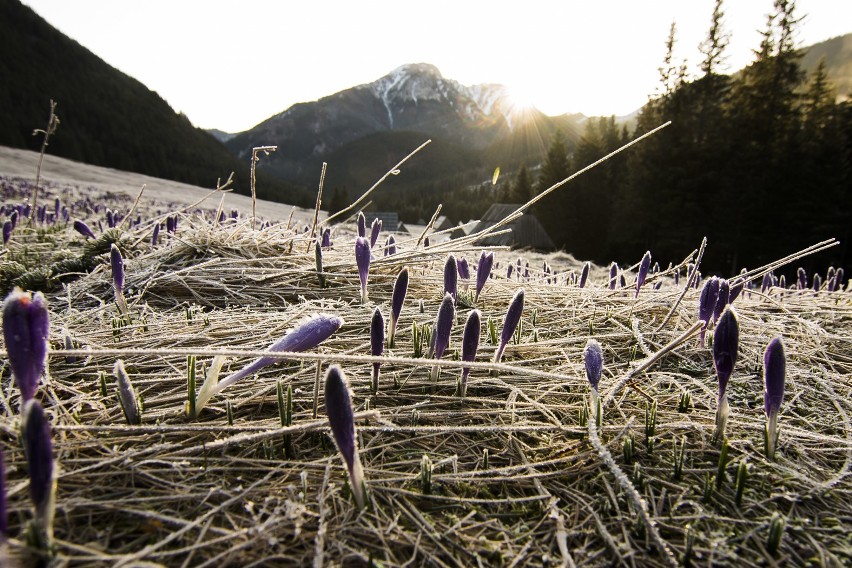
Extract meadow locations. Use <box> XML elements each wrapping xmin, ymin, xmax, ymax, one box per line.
<box><xmin>0</xmin><ymin>152</ymin><xmax>850</xmax><ymax>567</ymax></box>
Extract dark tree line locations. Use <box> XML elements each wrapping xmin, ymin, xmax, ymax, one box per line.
<box><xmin>528</xmin><ymin>0</ymin><xmax>850</xmax><ymax>275</ymax></box>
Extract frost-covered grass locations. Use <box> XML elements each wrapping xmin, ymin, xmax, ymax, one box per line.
<box><xmin>1</xmin><ymin>176</ymin><xmax>851</xmax><ymax>567</ymax></box>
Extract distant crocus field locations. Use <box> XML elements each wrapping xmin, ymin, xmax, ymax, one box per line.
<box><xmin>1</xmin><ymin>172</ymin><xmax>850</xmax><ymax>567</ymax></box>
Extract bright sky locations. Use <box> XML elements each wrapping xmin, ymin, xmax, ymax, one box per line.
<box><xmin>23</xmin><ymin>0</ymin><xmax>852</xmax><ymax>133</ymax></box>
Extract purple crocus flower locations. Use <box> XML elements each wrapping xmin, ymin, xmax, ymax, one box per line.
<box><xmin>763</xmin><ymin>336</ymin><xmax>786</xmax><ymax>460</ymax></box>
<box><xmin>460</xmin><ymin>309</ymin><xmax>481</xmax><ymax>398</ymax></box>
<box><xmin>761</xmin><ymin>272</ymin><xmax>773</xmax><ymax>293</ymax></box>
<box><xmin>423</xmin><ymin>236</ymin><xmax>430</xmax><ymax>248</ymax></box>
<box><xmin>9</xmin><ymin>210</ymin><xmax>17</xmax><ymax>230</ymax></box>
<box><xmin>2</xmin><ymin>288</ymin><xmax>50</xmax><ymax>404</ymax></box>
<box><xmin>324</xmin><ymin>365</ymin><xmax>366</xmax><ymax>509</ymax></box>
<box><xmin>475</xmin><ymin>251</ymin><xmax>494</xmax><ymax>302</ymax></box>
<box><xmin>698</xmin><ymin>276</ymin><xmax>720</xmax><ymax>347</ymax></box>
<box><xmin>431</xmin><ymin>293</ymin><xmax>456</xmax><ymax>382</ymax></box>
<box><xmin>322</xmin><ymin>228</ymin><xmax>331</xmax><ymax>248</ymax></box>
<box><xmin>357</xmin><ymin>212</ymin><xmax>366</xmax><ymax>238</ymax></box>
<box><xmin>387</xmin><ymin>267</ymin><xmax>408</xmax><ymax>348</ymax></box>
<box><xmin>444</xmin><ymin>255</ymin><xmax>458</xmax><ymax>302</ymax></box>
<box><xmin>494</xmin><ymin>288</ymin><xmax>524</xmax><ymax>364</ymax></box>
<box><xmin>152</xmin><ymin>222</ymin><xmax>160</xmax><ymax>246</ymax></box>
<box><xmin>713</xmin><ymin>279</ymin><xmax>730</xmax><ymax>323</ymax></box>
<box><xmin>384</xmin><ymin>234</ymin><xmax>396</xmax><ymax>256</ymax></box>
<box><xmin>635</xmin><ymin>251</ymin><xmax>651</xmax><ymax>298</ymax></box>
<box><xmin>2</xmin><ymin>220</ymin><xmax>12</xmax><ymax>245</ymax></box>
<box><xmin>813</xmin><ymin>273</ymin><xmax>822</xmax><ymax>293</ymax></box>
<box><xmin>712</xmin><ymin>306</ymin><xmax>739</xmax><ymax>442</ymax></box>
<box><xmin>22</xmin><ymin>399</ymin><xmax>55</xmax><ymax>548</ymax></box>
<box><xmin>369</xmin><ymin>218</ymin><xmax>382</xmax><ymax>248</ymax></box>
<box><xmin>370</xmin><ymin>307</ymin><xmax>384</xmax><ymax>393</ymax></box>
<box><xmin>106</xmin><ymin>209</ymin><xmax>115</xmax><ymax>228</ymax></box>
<box><xmin>579</xmin><ymin>262</ymin><xmax>590</xmax><ymax>288</ymax></box>
<box><xmin>609</xmin><ymin>263</ymin><xmax>618</xmax><ymax>290</ymax></box>
<box><xmin>506</xmin><ymin>264</ymin><xmax>514</xmax><ymax>280</ymax></box>
<box><xmin>355</xmin><ymin>237</ymin><xmax>371</xmax><ymax>303</ymax></box>
<box><xmin>202</xmin><ymin>314</ymin><xmax>344</xmax><ymax>407</ymax></box>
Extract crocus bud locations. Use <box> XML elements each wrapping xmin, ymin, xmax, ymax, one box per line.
<box><xmin>322</xmin><ymin>227</ymin><xmax>331</xmax><ymax>248</ymax></box>
<box><xmin>2</xmin><ymin>288</ymin><xmax>49</xmax><ymax>404</ymax></box>
<box><xmin>152</xmin><ymin>223</ymin><xmax>160</xmax><ymax>246</ymax></box>
<box><xmin>113</xmin><ymin>359</ymin><xmax>141</xmax><ymax>425</ymax></box>
<box><xmin>370</xmin><ymin>307</ymin><xmax>384</xmax><ymax>393</ymax></box>
<box><xmin>460</xmin><ymin>309</ymin><xmax>481</xmax><ymax>398</ymax></box>
<box><xmin>73</xmin><ymin>220</ymin><xmax>96</xmax><ymax>239</ymax></box>
<box><xmin>444</xmin><ymin>255</ymin><xmax>458</xmax><ymax>303</ymax></box>
<box><xmin>713</xmin><ymin>279</ymin><xmax>730</xmax><ymax>323</ymax></box>
<box><xmin>475</xmin><ymin>251</ymin><xmax>494</xmax><ymax>302</ymax></box>
<box><xmin>763</xmin><ymin>337</ymin><xmax>786</xmax><ymax>460</ymax></box>
<box><xmin>494</xmin><ymin>288</ymin><xmax>524</xmax><ymax>364</ymax></box>
<box><xmin>110</xmin><ymin>244</ymin><xmax>129</xmax><ymax>317</ymax></box>
<box><xmin>609</xmin><ymin>263</ymin><xmax>618</xmax><ymax>290</ymax></box>
<box><xmin>796</xmin><ymin>267</ymin><xmax>806</xmax><ymax>290</ymax></box>
<box><xmin>384</xmin><ymin>234</ymin><xmax>396</xmax><ymax>256</ymax></box>
<box><xmin>698</xmin><ymin>277</ymin><xmax>720</xmax><ymax>347</ymax></box>
<box><xmin>583</xmin><ymin>339</ymin><xmax>603</xmax><ymax>393</ymax></box>
<box><xmin>355</xmin><ymin>237</ymin><xmax>371</xmax><ymax>303</ymax></box>
<box><xmin>579</xmin><ymin>262</ymin><xmax>590</xmax><ymax>288</ymax></box>
<box><xmin>2</xmin><ymin>221</ymin><xmax>10</xmax><ymax>245</ymax></box>
<box><xmin>813</xmin><ymin>273</ymin><xmax>822</xmax><ymax>293</ymax></box>
<box><xmin>506</xmin><ymin>264</ymin><xmax>514</xmax><ymax>280</ymax></box>
<box><xmin>712</xmin><ymin>306</ymin><xmax>739</xmax><ymax>442</ymax></box>
<box><xmin>635</xmin><ymin>251</ymin><xmax>651</xmax><ymax>298</ymax></box>
<box><xmin>110</xmin><ymin>244</ymin><xmax>125</xmax><ymax>294</ymax></box>
<box><xmin>584</xmin><ymin>338</ymin><xmax>604</xmax><ymax>423</ymax></box>
<box><xmin>201</xmin><ymin>314</ymin><xmax>344</xmax><ymax>409</ymax></box>
<box><xmin>315</xmin><ymin>240</ymin><xmax>326</xmax><ymax>288</ymax></box>
<box><xmin>22</xmin><ymin>400</ymin><xmax>55</xmax><ymax>549</ymax></box>
<box><xmin>324</xmin><ymin>365</ymin><xmax>366</xmax><ymax>509</ymax></box>
<box><xmin>431</xmin><ymin>293</ymin><xmax>456</xmax><ymax>382</ymax></box>
<box><xmin>729</xmin><ymin>277</ymin><xmax>744</xmax><ymax>304</ymax></box>
<box><xmin>106</xmin><ymin>209</ymin><xmax>115</xmax><ymax>228</ymax></box>
<box><xmin>369</xmin><ymin>218</ymin><xmax>382</xmax><ymax>248</ymax></box>
<box><xmin>387</xmin><ymin>268</ymin><xmax>408</xmax><ymax>348</ymax></box>
<box><xmin>357</xmin><ymin>212</ymin><xmax>366</xmax><ymax>238</ymax></box>
<box><xmin>457</xmin><ymin>257</ymin><xmax>470</xmax><ymax>282</ymax></box>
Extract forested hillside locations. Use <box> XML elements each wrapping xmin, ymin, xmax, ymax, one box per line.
<box><xmin>0</xmin><ymin>0</ymin><xmax>307</xmax><ymax>204</ymax></box>
<box><xmin>525</xmin><ymin>0</ymin><xmax>851</xmax><ymax>275</ymax></box>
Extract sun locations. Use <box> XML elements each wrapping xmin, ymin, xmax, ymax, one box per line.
<box><xmin>504</xmin><ymin>83</ymin><xmax>538</xmax><ymax>113</ymax></box>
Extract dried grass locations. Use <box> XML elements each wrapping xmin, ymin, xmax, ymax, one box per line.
<box><xmin>1</xmin><ymin>190</ymin><xmax>851</xmax><ymax>568</ymax></box>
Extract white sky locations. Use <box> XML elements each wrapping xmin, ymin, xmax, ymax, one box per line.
<box><xmin>23</xmin><ymin>0</ymin><xmax>852</xmax><ymax>133</ymax></box>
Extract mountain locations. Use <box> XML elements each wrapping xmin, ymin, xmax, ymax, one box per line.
<box><xmin>225</xmin><ymin>64</ymin><xmax>584</xmax><ymax>211</ymax></box>
<box><xmin>0</xmin><ymin>0</ymin><xmax>307</xmax><ymax>205</ymax></box>
<box><xmin>207</xmin><ymin>129</ymin><xmax>236</xmax><ymax>143</ymax></box>
<box><xmin>800</xmin><ymin>32</ymin><xmax>852</xmax><ymax>99</ymax></box>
